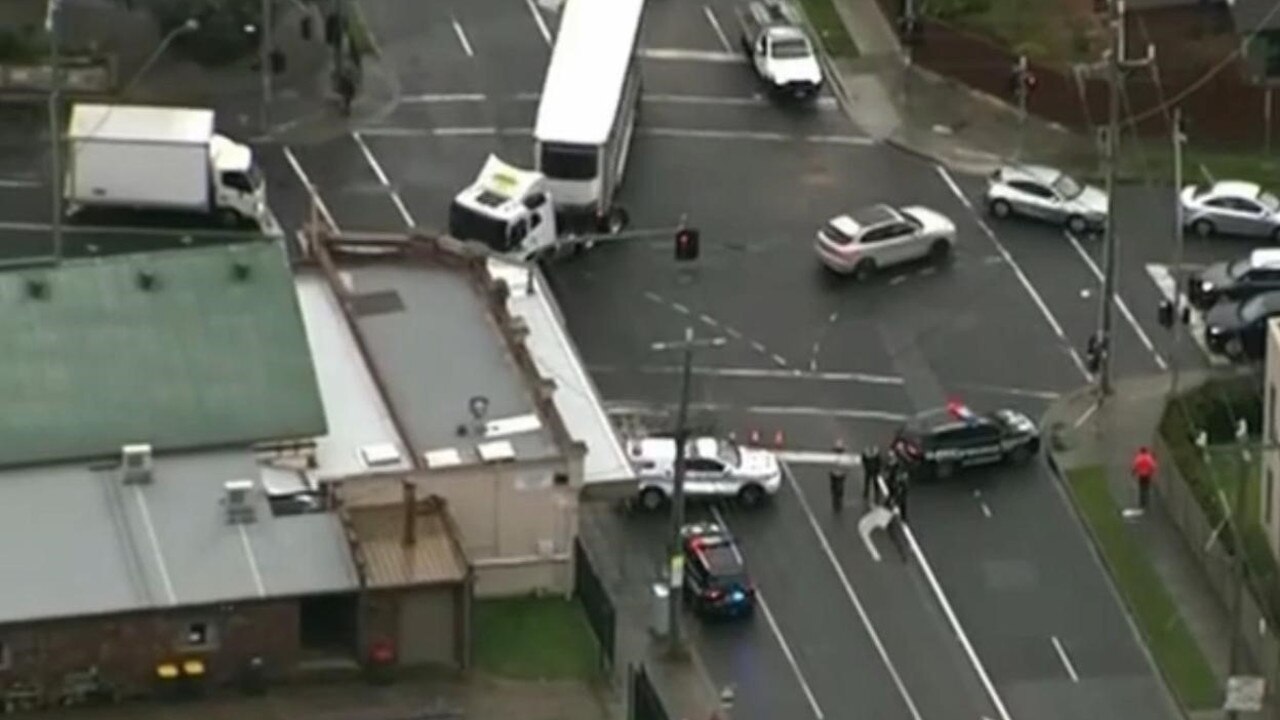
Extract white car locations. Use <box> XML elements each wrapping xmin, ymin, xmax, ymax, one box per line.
<box><xmin>983</xmin><ymin>165</ymin><xmax>1107</xmax><ymax>234</ymax></box>
<box><xmin>814</xmin><ymin>203</ymin><xmax>956</xmax><ymax>280</ymax></box>
<box><xmin>1180</xmin><ymin>180</ymin><xmax>1280</xmax><ymax>241</ymax></box>
<box><xmin>627</xmin><ymin>436</ymin><xmax>782</xmax><ymax>510</ymax></box>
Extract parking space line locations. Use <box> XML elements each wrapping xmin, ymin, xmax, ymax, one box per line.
<box><xmin>709</xmin><ymin>506</ymin><xmax>825</xmax><ymax>719</ymax></box>
<box><xmin>781</xmin><ymin>464</ymin><xmax>925</xmax><ymax>720</ymax></box>
<box><xmin>451</xmin><ymin>17</ymin><xmax>474</xmax><ymax>57</ymax></box>
<box><xmin>1064</xmin><ymin>231</ymin><xmax>1167</xmax><ymax>370</ymax></box>
<box><xmin>640</xmin><ymin>48</ymin><xmax>746</xmax><ymax>63</ymax></box>
<box><xmin>702</xmin><ymin>6</ymin><xmax>733</xmax><ymax>52</ymax></box>
<box><xmin>524</xmin><ymin>0</ymin><xmax>552</xmax><ymax>45</ymax></box>
<box><xmin>935</xmin><ymin>166</ymin><xmax>1090</xmax><ymax>380</ymax></box>
<box><xmin>281</xmin><ymin>146</ymin><xmax>338</xmax><ymax>232</ymax></box>
<box><xmin>351</xmin><ymin>133</ymin><xmax>415</xmax><ymax>228</ymax></box>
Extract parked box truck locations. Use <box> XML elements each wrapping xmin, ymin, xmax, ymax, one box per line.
<box><xmin>65</xmin><ymin>104</ymin><xmax>266</xmax><ymax>225</ymax></box>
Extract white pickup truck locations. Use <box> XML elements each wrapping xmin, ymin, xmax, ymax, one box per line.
<box><xmin>737</xmin><ymin>0</ymin><xmax>824</xmax><ymax>101</ymax></box>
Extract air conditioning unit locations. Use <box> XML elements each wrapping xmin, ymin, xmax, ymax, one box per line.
<box><xmin>121</xmin><ymin>444</ymin><xmax>153</xmax><ymax>484</ymax></box>
<box><xmin>223</xmin><ymin>478</ymin><xmax>257</xmax><ymax>524</ymax></box>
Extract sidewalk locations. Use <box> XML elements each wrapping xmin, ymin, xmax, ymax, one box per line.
<box><xmin>822</xmin><ymin>0</ymin><xmax>1098</xmax><ymax>176</ymax></box>
<box><xmin>1042</xmin><ymin>373</ymin><xmax>1239</xmax><ymax>720</ymax></box>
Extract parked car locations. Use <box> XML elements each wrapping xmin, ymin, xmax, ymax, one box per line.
<box><xmin>1203</xmin><ymin>290</ymin><xmax>1280</xmax><ymax>361</ymax></box>
<box><xmin>890</xmin><ymin>401</ymin><xmax>1040</xmax><ymax>480</ymax></box>
<box><xmin>814</xmin><ymin>203</ymin><xmax>956</xmax><ymax>280</ymax></box>
<box><xmin>1181</xmin><ymin>180</ymin><xmax>1280</xmax><ymax>241</ymax></box>
<box><xmin>1187</xmin><ymin>249</ymin><xmax>1280</xmax><ymax>309</ymax></box>
<box><xmin>983</xmin><ymin>165</ymin><xmax>1107</xmax><ymax>234</ymax></box>
<box><xmin>627</xmin><ymin>436</ymin><xmax>782</xmax><ymax>510</ymax></box>
<box><xmin>680</xmin><ymin>522</ymin><xmax>756</xmax><ymax>619</ymax></box>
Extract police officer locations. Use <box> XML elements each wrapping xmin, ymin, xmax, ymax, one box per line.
<box><xmin>860</xmin><ymin>445</ymin><xmax>882</xmax><ymax>503</ymax></box>
<box><xmin>829</xmin><ymin>441</ymin><xmax>848</xmax><ymax>514</ymax></box>
<box><xmin>888</xmin><ymin>463</ymin><xmax>910</xmax><ymax>522</ymax></box>
<box><xmin>336</xmin><ymin>69</ymin><xmax>356</xmax><ymax>116</ymax></box>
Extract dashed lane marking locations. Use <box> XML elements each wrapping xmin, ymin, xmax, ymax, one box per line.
<box><xmin>702</xmin><ymin>6</ymin><xmax>733</xmax><ymax>53</ymax></box>
<box><xmin>523</xmin><ymin>0</ymin><xmax>552</xmax><ymax>44</ymax></box>
<box><xmin>351</xmin><ymin>132</ymin><xmax>416</xmax><ymax>228</ymax></box>
<box><xmin>0</xmin><ymin>177</ymin><xmax>40</xmax><ymax>188</ymax></box>
<box><xmin>604</xmin><ymin>400</ymin><xmax>907</xmax><ymax>422</ymax></box>
<box><xmin>451</xmin><ymin>17</ymin><xmax>474</xmax><ymax>57</ymax></box>
<box><xmin>358</xmin><ymin>124</ymin><xmax>868</xmax><ymax>144</ymax></box>
<box><xmin>639</xmin><ymin>47</ymin><xmax>746</xmax><ymax>63</ymax></box>
<box><xmin>640</xmin><ymin>289</ymin><xmax>795</xmax><ymax>368</ymax></box>
<box><xmin>588</xmin><ymin>363</ymin><xmax>904</xmax><ymax>386</ymax></box>
<box><xmin>1051</xmin><ymin>636</ymin><xmax>1081</xmax><ymax>683</ymax></box>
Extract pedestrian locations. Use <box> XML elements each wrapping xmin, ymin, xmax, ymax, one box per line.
<box><xmin>1131</xmin><ymin>446</ymin><xmax>1157</xmax><ymax>510</ymax></box>
<box><xmin>336</xmin><ymin>70</ymin><xmax>355</xmax><ymax>116</ymax></box>
<box><xmin>829</xmin><ymin>441</ymin><xmax>848</xmax><ymax>514</ymax></box>
<box><xmin>888</xmin><ymin>467</ymin><xmax>910</xmax><ymax>522</ymax></box>
<box><xmin>861</xmin><ymin>445</ymin><xmax>882</xmax><ymax>503</ymax></box>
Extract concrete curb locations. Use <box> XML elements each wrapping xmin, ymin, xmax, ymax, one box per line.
<box><xmin>1040</xmin><ymin>393</ymin><xmax>1195</xmax><ymax>720</ymax></box>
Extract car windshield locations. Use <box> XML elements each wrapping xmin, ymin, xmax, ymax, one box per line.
<box><xmin>1228</xmin><ymin>257</ymin><xmax>1253</xmax><ymax>278</ymax></box>
<box><xmin>1050</xmin><ymin>172</ymin><xmax>1084</xmax><ymax>199</ymax></box>
<box><xmin>772</xmin><ymin>38</ymin><xmax>812</xmax><ymax>58</ymax></box>
<box><xmin>1260</xmin><ymin>192</ymin><xmax>1280</xmax><ymax>213</ymax></box>
<box><xmin>899</xmin><ymin>209</ymin><xmax>925</xmax><ymax>230</ymax></box>
<box><xmin>1239</xmin><ymin>293</ymin><xmax>1280</xmax><ymax>323</ymax></box>
<box><xmin>716</xmin><ymin>440</ymin><xmax>742</xmax><ymax>468</ymax></box>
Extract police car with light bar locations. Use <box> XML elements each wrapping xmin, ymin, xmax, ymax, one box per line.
<box><xmin>890</xmin><ymin>401</ymin><xmax>1040</xmax><ymax>480</ymax></box>
<box><xmin>680</xmin><ymin>522</ymin><xmax>756</xmax><ymax>620</ymax></box>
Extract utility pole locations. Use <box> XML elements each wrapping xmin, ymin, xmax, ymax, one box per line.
<box><xmin>650</xmin><ymin>327</ymin><xmax>726</xmax><ymax>652</ymax></box>
<box><xmin>260</xmin><ymin>0</ymin><xmax>273</xmax><ymax>130</ymax></box>
<box><xmin>1167</xmin><ymin>106</ymin><xmax>1187</xmax><ymax>400</ymax></box>
<box><xmin>46</xmin><ymin>0</ymin><xmax>63</xmax><ymax>263</ymax></box>
<box><xmin>1095</xmin><ymin>0</ymin><xmax>1153</xmax><ymax>397</ymax></box>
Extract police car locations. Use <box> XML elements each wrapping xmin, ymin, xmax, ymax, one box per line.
<box><xmin>680</xmin><ymin>522</ymin><xmax>756</xmax><ymax>620</ymax></box>
<box><xmin>890</xmin><ymin>401</ymin><xmax>1040</xmax><ymax>480</ymax></box>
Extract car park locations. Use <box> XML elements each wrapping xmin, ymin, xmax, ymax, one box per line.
<box><xmin>890</xmin><ymin>401</ymin><xmax>1040</xmax><ymax>480</ymax></box>
<box><xmin>1203</xmin><ymin>290</ymin><xmax>1280</xmax><ymax>361</ymax></box>
<box><xmin>627</xmin><ymin>436</ymin><xmax>782</xmax><ymax>510</ymax></box>
<box><xmin>983</xmin><ymin>165</ymin><xmax>1107</xmax><ymax>233</ymax></box>
<box><xmin>680</xmin><ymin>522</ymin><xmax>756</xmax><ymax>620</ymax></box>
<box><xmin>1187</xmin><ymin>249</ymin><xmax>1280</xmax><ymax>309</ymax></box>
<box><xmin>814</xmin><ymin>203</ymin><xmax>956</xmax><ymax>280</ymax></box>
<box><xmin>1181</xmin><ymin>180</ymin><xmax>1280</xmax><ymax>241</ymax></box>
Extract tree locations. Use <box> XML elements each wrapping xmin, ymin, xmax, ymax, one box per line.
<box><xmin>138</xmin><ymin>0</ymin><xmax>278</xmax><ymax>67</ymax></box>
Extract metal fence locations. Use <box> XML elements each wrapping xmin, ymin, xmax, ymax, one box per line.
<box><xmin>628</xmin><ymin>664</ymin><xmax>671</xmax><ymax>720</ymax></box>
<box><xmin>573</xmin><ymin>537</ymin><xmax>616</xmax><ymax>671</ymax></box>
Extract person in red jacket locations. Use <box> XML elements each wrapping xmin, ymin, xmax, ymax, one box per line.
<box><xmin>1131</xmin><ymin>446</ymin><xmax>1158</xmax><ymax>511</ymax></box>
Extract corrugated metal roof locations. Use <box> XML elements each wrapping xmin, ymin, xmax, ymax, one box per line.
<box><xmin>348</xmin><ymin>501</ymin><xmax>468</xmax><ymax>588</ymax></box>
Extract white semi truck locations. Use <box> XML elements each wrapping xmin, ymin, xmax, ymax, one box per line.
<box><xmin>449</xmin><ymin>155</ymin><xmax>561</xmax><ymax>261</ymax></box>
<box><xmin>65</xmin><ymin>103</ymin><xmax>266</xmax><ymax>226</ymax></box>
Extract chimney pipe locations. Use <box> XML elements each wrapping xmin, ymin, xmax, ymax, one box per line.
<box><xmin>402</xmin><ymin>479</ymin><xmax>416</xmax><ymax>546</ymax></box>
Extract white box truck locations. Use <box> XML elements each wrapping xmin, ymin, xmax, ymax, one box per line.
<box><xmin>65</xmin><ymin>103</ymin><xmax>266</xmax><ymax>225</ymax></box>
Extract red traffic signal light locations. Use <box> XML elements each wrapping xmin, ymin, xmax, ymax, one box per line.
<box><xmin>675</xmin><ymin>227</ymin><xmax>700</xmax><ymax>261</ymax></box>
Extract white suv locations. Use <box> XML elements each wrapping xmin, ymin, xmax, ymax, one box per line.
<box><xmin>627</xmin><ymin>436</ymin><xmax>782</xmax><ymax>510</ymax></box>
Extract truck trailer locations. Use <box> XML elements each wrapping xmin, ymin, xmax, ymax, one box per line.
<box><xmin>65</xmin><ymin>104</ymin><xmax>266</xmax><ymax>226</ymax></box>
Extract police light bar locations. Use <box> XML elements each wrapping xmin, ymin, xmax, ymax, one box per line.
<box><xmin>947</xmin><ymin>399</ymin><xmax>978</xmax><ymax>424</ymax></box>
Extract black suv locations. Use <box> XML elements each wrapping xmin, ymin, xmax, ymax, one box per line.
<box><xmin>680</xmin><ymin>523</ymin><xmax>756</xmax><ymax>619</ymax></box>
<box><xmin>890</xmin><ymin>402</ymin><xmax>1040</xmax><ymax>480</ymax></box>
<box><xmin>1188</xmin><ymin>250</ymin><xmax>1280</xmax><ymax>310</ymax></box>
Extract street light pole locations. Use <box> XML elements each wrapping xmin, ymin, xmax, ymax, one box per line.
<box><xmin>1167</xmin><ymin>106</ymin><xmax>1187</xmax><ymax>400</ymax></box>
<box><xmin>260</xmin><ymin>0</ymin><xmax>273</xmax><ymax>130</ymax></box>
<box><xmin>650</xmin><ymin>327</ymin><xmax>726</xmax><ymax>652</ymax></box>
<box><xmin>46</xmin><ymin>0</ymin><xmax>63</xmax><ymax>263</ymax></box>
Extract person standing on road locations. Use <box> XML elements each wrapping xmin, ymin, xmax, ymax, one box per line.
<box><xmin>335</xmin><ymin>69</ymin><xmax>356</xmax><ymax>116</ymax></box>
<box><xmin>860</xmin><ymin>445</ymin><xmax>882</xmax><ymax>503</ymax></box>
<box><xmin>1131</xmin><ymin>446</ymin><xmax>1158</xmax><ymax>511</ymax></box>
<box><xmin>829</xmin><ymin>441</ymin><xmax>848</xmax><ymax>514</ymax></box>
<box><xmin>888</xmin><ymin>465</ymin><xmax>910</xmax><ymax>522</ymax></box>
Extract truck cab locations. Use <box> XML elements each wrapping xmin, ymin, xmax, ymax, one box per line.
<box><xmin>209</xmin><ymin>134</ymin><xmax>266</xmax><ymax>224</ymax></box>
<box><xmin>449</xmin><ymin>155</ymin><xmax>559</xmax><ymax>261</ymax></box>
<box><xmin>738</xmin><ymin>1</ymin><xmax>823</xmax><ymax>100</ymax></box>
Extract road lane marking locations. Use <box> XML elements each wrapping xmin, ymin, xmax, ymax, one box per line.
<box><xmin>771</xmin><ymin>354</ymin><xmax>789</xmax><ymax>367</ymax></box>
<box><xmin>603</xmin><ymin>400</ymin><xmax>907</xmax><ymax>422</ymax></box>
<box><xmin>1072</xmin><ymin>399</ymin><xmax>1100</xmax><ymax>429</ymax></box>
<box><xmin>399</xmin><ymin>91</ymin><xmax>838</xmax><ymax>109</ymax></box>
<box><xmin>670</xmin><ymin>302</ymin><xmax>690</xmax><ymax>315</ymax></box>
<box><xmin>804</xmin><ymin>134</ymin><xmax>876</xmax><ymax>145</ymax></box>
<box><xmin>776</xmin><ymin>450</ymin><xmax>860</xmax><ymax>465</ymax></box>
<box><xmin>1051</xmin><ymin>636</ymin><xmax>1080</xmax><ymax>682</ymax></box>
<box><xmin>282</xmin><ymin>146</ymin><xmax>339</xmax><ymax>232</ymax></box>
<box><xmin>524</xmin><ymin>0</ymin><xmax>552</xmax><ymax>44</ymax></box>
<box><xmin>0</xmin><ymin>177</ymin><xmax>40</xmax><ymax>188</ymax></box>
<box><xmin>935</xmin><ymin>165</ymin><xmax>1090</xmax><ymax>381</ymax></box>
<box><xmin>1064</xmin><ymin>231</ymin><xmax>1166</xmax><ymax>370</ymax></box>
<box><xmin>702</xmin><ymin>6</ymin><xmax>733</xmax><ymax>52</ymax></box>
<box><xmin>351</xmin><ymin>133</ymin><xmax>416</xmax><ymax>228</ymax></box>
<box><xmin>639</xmin><ymin>48</ymin><xmax>746</xmax><ymax>63</ymax></box>
<box><xmin>451</xmin><ymin>17</ymin><xmax>475</xmax><ymax>57</ymax></box>
<box><xmin>781</xmin><ymin>464</ymin><xmax>926</xmax><ymax>720</ymax></box>
<box><xmin>955</xmin><ymin>383</ymin><xmax>1060</xmax><ymax>400</ymax></box>
<box><xmin>1145</xmin><ymin>263</ymin><xmax>1228</xmax><ymax>366</ymax></box>
<box><xmin>588</xmin><ymin>363</ymin><xmax>904</xmax><ymax>386</ymax></box>
<box><xmin>709</xmin><ymin>506</ymin><xmax>825</xmax><ymax>719</ymax></box>
<box><xmin>359</xmin><ymin>124</ymin><xmax>867</xmax><ymax>144</ymax></box>
<box><xmin>981</xmin><ymin>502</ymin><xmax>993</xmax><ymax>518</ymax></box>
<box><xmin>402</xmin><ymin>93</ymin><xmax>487</xmax><ymax>103</ymax></box>
<box><xmin>698</xmin><ymin>313</ymin><xmax>719</xmax><ymax>327</ymax></box>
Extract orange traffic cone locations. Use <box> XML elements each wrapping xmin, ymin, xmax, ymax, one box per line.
<box><xmin>774</xmin><ymin>430</ymin><xmax>785</xmax><ymax>448</ymax></box>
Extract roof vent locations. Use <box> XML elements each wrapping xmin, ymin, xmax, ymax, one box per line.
<box><xmin>424</xmin><ymin>447</ymin><xmax>463</xmax><ymax>469</ymax></box>
<box><xmin>137</xmin><ymin>270</ymin><xmax>158</xmax><ymax>291</ymax></box>
<box><xmin>359</xmin><ymin>442</ymin><xmax>402</xmax><ymax>469</ymax></box>
<box><xmin>231</xmin><ymin>261</ymin><xmax>252</xmax><ymax>281</ymax></box>
<box><xmin>25</xmin><ymin>278</ymin><xmax>47</xmax><ymax>299</ymax></box>
<box><xmin>121</xmin><ymin>443</ymin><xmax>153</xmax><ymax>484</ymax></box>
<box><xmin>477</xmin><ymin>440</ymin><xmax>516</xmax><ymax>463</ymax></box>
<box><xmin>223</xmin><ymin>478</ymin><xmax>258</xmax><ymax>524</ymax></box>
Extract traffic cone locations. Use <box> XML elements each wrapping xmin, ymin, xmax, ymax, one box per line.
<box><xmin>749</xmin><ymin>429</ymin><xmax>761</xmax><ymax>446</ymax></box>
<box><xmin>773</xmin><ymin>430</ymin><xmax>785</xmax><ymax>448</ymax></box>
<box><xmin>727</xmin><ymin>430</ymin><xmax>737</xmax><ymax>443</ymax></box>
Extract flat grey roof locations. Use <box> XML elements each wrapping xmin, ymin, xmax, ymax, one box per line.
<box><xmin>0</xmin><ymin>450</ymin><xmax>360</xmax><ymax>624</ymax></box>
<box><xmin>342</xmin><ymin>262</ymin><xmax>562</xmax><ymax>466</ymax></box>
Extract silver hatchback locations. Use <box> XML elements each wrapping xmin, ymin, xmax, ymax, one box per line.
<box><xmin>983</xmin><ymin>165</ymin><xmax>1107</xmax><ymax>234</ymax></box>
<box><xmin>815</xmin><ymin>204</ymin><xmax>957</xmax><ymax>280</ymax></box>
<box><xmin>1181</xmin><ymin>181</ymin><xmax>1280</xmax><ymax>241</ymax></box>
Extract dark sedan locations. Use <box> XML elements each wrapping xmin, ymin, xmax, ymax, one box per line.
<box><xmin>1203</xmin><ymin>291</ymin><xmax>1280</xmax><ymax>361</ymax></box>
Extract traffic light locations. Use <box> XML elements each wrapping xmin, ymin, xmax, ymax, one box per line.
<box><xmin>675</xmin><ymin>227</ymin><xmax>700</xmax><ymax>261</ymax></box>
<box><xmin>1157</xmin><ymin>299</ymin><xmax>1174</xmax><ymax>328</ymax></box>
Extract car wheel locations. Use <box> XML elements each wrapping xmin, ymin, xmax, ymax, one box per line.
<box><xmin>1066</xmin><ymin>215</ymin><xmax>1088</xmax><ymax>234</ymax></box>
<box><xmin>934</xmin><ymin>461</ymin><xmax>956</xmax><ymax>480</ymax></box>
<box><xmin>989</xmin><ymin>199</ymin><xmax>1012</xmax><ymax>219</ymax></box>
<box><xmin>639</xmin><ymin>487</ymin><xmax>666</xmax><ymax>511</ymax></box>
<box><xmin>737</xmin><ymin>483</ymin><xmax>766</xmax><ymax>508</ymax></box>
<box><xmin>1008</xmin><ymin>445</ymin><xmax>1034</xmax><ymax>464</ymax></box>
<box><xmin>600</xmin><ymin>207</ymin><xmax>629</xmax><ymax>235</ymax></box>
<box><xmin>852</xmin><ymin>259</ymin><xmax>876</xmax><ymax>282</ymax></box>
<box><xmin>1192</xmin><ymin>219</ymin><xmax>1215</xmax><ymax>238</ymax></box>
<box><xmin>218</xmin><ymin>208</ymin><xmax>242</xmax><ymax>227</ymax></box>
<box><xmin>1225</xmin><ymin>337</ymin><xmax>1244</xmax><ymax>359</ymax></box>
<box><xmin>929</xmin><ymin>239</ymin><xmax>952</xmax><ymax>264</ymax></box>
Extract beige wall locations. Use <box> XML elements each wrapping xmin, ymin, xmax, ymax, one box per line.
<box><xmin>1264</xmin><ymin>320</ymin><xmax>1280</xmax><ymax>561</ymax></box>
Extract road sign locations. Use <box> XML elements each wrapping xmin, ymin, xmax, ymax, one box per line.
<box><xmin>857</xmin><ymin>505</ymin><xmax>895</xmax><ymax>562</ymax></box>
<box><xmin>1225</xmin><ymin>675</ymin><xmax>1265</xmax><ymax>712</ymax></box>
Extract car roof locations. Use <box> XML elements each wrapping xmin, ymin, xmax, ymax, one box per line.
<box><xmin>1249</xmin><ymin>249</ymin><xmax>1280</xmax><ymax>269</ymax></box>
<box><xmin>999</xmin><ymin>164</ymin><xmax>1061</xmax><ymax>185</ymax></box>
<box><xmin>905</xmin><ymin>404</ymin><xmax>992</xmax><ymax>434</ymax></box>
<box><xmin>766</xmin><ymin>26</ymin><xmax>808</xmax><ymax>40</ymax></box>
<box><xmin>1211</xmin><ymin>181</ymin><xmax>1262</xmax><ymax>200</ymax></box>
<box><xmin>840</xmin><ymin>204</ymin><xmax>901</xmax><ymax>229</ymax></box>
<box><xmin>628</xmin><ymin>436</ymin><xmax>720</xmax><ymax>462</ymax></box>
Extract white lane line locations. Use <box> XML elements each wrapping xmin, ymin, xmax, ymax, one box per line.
<box><xmin>1072</xmin><ymin>399</ymin><xmax>1100</xmax><ymax>429</ymax></box>
<box><xmin>644</xmin><ymin>291</ymin><xmax>664</xmax><ymax>304</ymax></box>
<box><xmin>782</xmin><ymin>464</ymin><xmax>925</xmax><ymax>720</ymax></box>
<box><xmin>524</xmin><ymin>0</ymin><xmax>552</xmax><ymax>44</ymax></box>
<box><xmin>451</xmin><ymin>17</ymin><xmax>474</xmax><ymax>57</ymax></box>
<box><xmin>709</xmin><ymin>506</ymin><xmax>825</xmax><ymax>719</ymax></box>
<box><xmin>402</xmin><ymin>92</ymin><xmax>488</xmax><ymax>103</ymax></box>
<box><xmin>957</xmin><ymin>383</ymin><xmax>1060</xmax><ymax>401</ymax></box>
<box><xmin>935</xmin><ymin>166</ymin><xmax>1089</xmax><ymax>381</ymax></box>
<box><xmin>670</xmin><ymin>302</ymin><xmax>690</xmax><ymax>315</ymax></box>
<box><xmin>698</xmin><ymin>313</ymin><xmax>719</xmax><ymax>327</ymax></box>
<box><xmin>1051</xmin><ymin>636</ymin><xmax>1081</xmax><ymax>683</ymax></box>
<box><xmin>723</xmin><ymin>327</ymin><xmax>744</xmax><ymax>340</ymax></box>
<box><xmin>645</xmin><ymin>93</ymin><xmax>765</xmax><ymax>106</ymax></box>
<box><xmin>351</xmin><ymin>133</ymin><xmax>415</xmax><ymax>228</ymax></box>
<box><xmin>639</xmin><ymin>47</ymin><xmax>746</xmax><ymax>63</ymax></box>
<box><xmin>1064</xmin><ymin>232</ymin><xmax>1167</xmax><ymax>370</ymax></box>
<box><xmin>805</xmin><ymin>134</ymin><xmax>876</xmax><ymax>146</ymax></box>
<box><xmin>0</xmin><ymin>177</ymin><xmax>40</xmax><ymax>188</ymax></box>
<box><xmin>639</xmin><ymin>127</ymin><xmax>873</xmax><ymax>145</ymax></box>
<box><xmin>588</xmin><ymin>363</ymin><xmax>904</xmax><ymax>386</ymax></box>
<box><xmin>282</xmin><ymin>146</ymin><xmax>338</xmax><ymax>232</ymax></box>
<box><xmin>981</xmin><ymin>502</ymin><xmax>993</xmax><ymax>518</ymax></box>
<box><xmin>702</xmin><ymin>5</ymin><xmax>733</xmax><ymax>52</ymax></box>
<box><xmin>777</xmin><ymin>450</ymin><xmax>860</xmax><ymax>465</ymax></box>
<box><xmin>750</xmin><ymin>340</ymin><xmax>769</xmax><ymax>353</ymax></box>
<box><xmin>772</xmin><ymin>354</ymin><xmax>789</xmax><ymax>367</ymax></box>
<box><xmin>603</xmin><ymin>400</ymin><xmax>907</xmax><ymax>423</ymax></box>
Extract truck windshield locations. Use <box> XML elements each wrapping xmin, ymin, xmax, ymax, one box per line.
<box><xmin>540</xmin><ymin>142</ymin><xmax>598</xmax><ymax>180</ymax></box>
<box><xmin>247</xmin><ymin>163</ymin><xmax>265</xmax><ymax>191</ymax></box>
<box><xmin>449</xmin><ymin>201</ymin><xmax>512</xmax><ymax>251</ymax></box>
<box><xmin>772</xmin><ymin>38</ymin><xmax>811</xmax><ymax>58</ymax></box>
